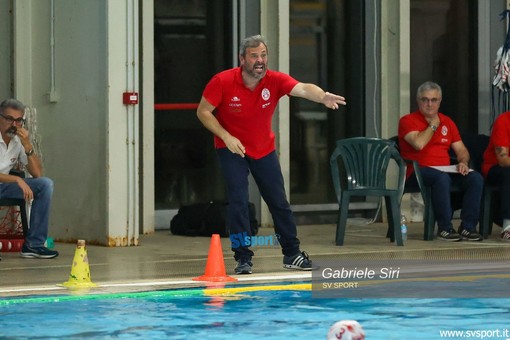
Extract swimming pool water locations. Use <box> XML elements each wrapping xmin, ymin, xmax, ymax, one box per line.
<box><xmin>1</xmin><ymin>287</ymin><xmax>509</xmax><ymax>339</ymax></box>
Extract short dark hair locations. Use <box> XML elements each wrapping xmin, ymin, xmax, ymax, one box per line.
<box><xmin>239</xmin><ymin>35</ymin><xmax>268</xmax><ymax>57</ymax></box>
<box><xmin>0</xmin><ymin>98</ymin><xmax>26</xmax><ymax>115</ymax></box>
<box><xmin>416</xmin><ymin>81</ymin><xmax>442</xmax><ymax>99</ymax></box>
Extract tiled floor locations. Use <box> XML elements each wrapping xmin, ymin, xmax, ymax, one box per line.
<box><xmin>1</xmin><ymin>220</ymin><xmax>509</xmax><ymax>297</ymax></box>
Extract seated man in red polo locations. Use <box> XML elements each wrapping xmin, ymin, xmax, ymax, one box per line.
<box><xmin>482</xmin><ymin>110</ymin><xmax>510</xmax><ymax>241</ymax></box>
<box><xmin>398</xmin><ymin>81</ymin><xmax>483</xmax><ymax>241</ymax></box>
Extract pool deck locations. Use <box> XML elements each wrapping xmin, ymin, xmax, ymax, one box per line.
<box><xmin>1</xmin><ymin>220</ymin><xmax>510</xmax><ymax>297</ymax></box>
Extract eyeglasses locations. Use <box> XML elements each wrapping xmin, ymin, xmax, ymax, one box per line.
<box><xmin>419</xmin><ymin>97</ymin><xmax>440</xmax><ymax>104</ymax></box>
<box><xmin>0</xmin><ymin>112</ymin><xmax>25</xmax><ymax>124</ymax></box>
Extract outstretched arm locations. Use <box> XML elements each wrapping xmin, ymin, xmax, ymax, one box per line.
<box><xmin>289</xmin><ymin>83</ymin><xmax>346</xmax><ymax>109</ymax></box>
<box><xmin>196</xmin><ymin>96</ymin><xmax>246</xmax><ymax>157</ymax></box>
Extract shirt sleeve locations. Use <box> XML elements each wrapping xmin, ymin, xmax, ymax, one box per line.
<box><xmin>491</xmin><ymin>115</ymin><xmax>510</xmax><ymax>148</ymax></box>
<box><xmin>274</xmin><ymin>71</ymin><xmax>299</xmax><ymax>97</ymax></box>
<box><xmin>398</xmin><ymin>114</ymin><xmax>418</xmax><ymax>138</ymax></box>
<box><xmin>202</xmin><ymin>75</ymin><xmax>223</xmax><ymax>108</ymax></box>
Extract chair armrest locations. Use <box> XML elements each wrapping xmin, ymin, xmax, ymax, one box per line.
<box><xmin>403</xmin><ymin>158</ymin><xmax>426</xmax><ymax>201</ymax></box>
<box><xmin>389</xmin><ymin>146</ymin><xmax>407</xmax><ymax>203</ymax></box>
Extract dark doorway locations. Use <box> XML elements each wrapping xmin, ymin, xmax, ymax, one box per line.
<box><xmin>410</xmin><ymin>0</ymin><xmax>477</xmax><ymax>133</ymax></box>
<box><xmin>289</xmin><ymin>0</ymin><xmax>362</xmax><ymax>205</ymax></box>
<box><xmin>154</xmin><ymin>0</ymin><xmax>233</xmax><ymax>210</ymax></box>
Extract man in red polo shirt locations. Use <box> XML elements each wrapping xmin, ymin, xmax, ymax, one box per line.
<box><xmin>197</xmin><ymin>35</ymin><xmax>346</xmax><ymax>274</ymax></box>
<box><xmin>482</xmin><ymin>111</ymin><xmax>510</xmax><ymax>241</ymax></box>
<box><xmin>398</xmin><ymin>81</ymin><xmax>483</xmax><ymax>242</ymax></box>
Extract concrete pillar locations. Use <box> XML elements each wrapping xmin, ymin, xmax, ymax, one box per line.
<box><xmin>380</xmin><ymin>0</ymin><xmax>411</xmax><ymax>218</ymax></box>
<box><xmin>106</xmin><ymin>0</ymin><xmax>140</xmax><ymax>245</ymax></box>
<box><xmin>381</xmin><ymin>0</ymin><xmax>410</xmax><ymax>138</ymax></box>
<box><xmin>260</xmin><ymin>0</ymin><xmax>290</xmax><ymax>227</ymax></box>
<box><xmin>140</xmin><ymin>0</ymin><xmax>155</xmax><ymax>234</ymax></box>
<box><xmin>12</xmin><ymin>1</ymin><xmax>33</xmax><ymax>101</ymax></box>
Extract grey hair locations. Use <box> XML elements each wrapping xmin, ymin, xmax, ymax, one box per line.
<box><xmin>416</xmin><ymin>81</ymin><xmax>442</xmax><ymax>99</ymax></box>
<box><xmin>0</xmin><ymin>98</ymin><xmax>26</xmax><ymax>115</ymax></box>
<box><xmin>239</xmin><ymin>35</ymin><xmax>268</xmax><ymax>57</ymax></box>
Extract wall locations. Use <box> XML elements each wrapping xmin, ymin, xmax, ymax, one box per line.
<box><xmin>21</xmin><ymin>0</ymin><xmax>109</xmax><ymax>243</ymax></box>
<box><xmin>6</xmin><ymin>0</ymin><xmax>153</xmax><ymax>245</ymax></box>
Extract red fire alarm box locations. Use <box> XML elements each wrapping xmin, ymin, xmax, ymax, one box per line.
<box><xmin>123</xmin><ymin>92</ymin><xmax>139</xmax><ymax>105</ymax></box>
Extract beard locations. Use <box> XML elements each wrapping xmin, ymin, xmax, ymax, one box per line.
<box><xmin>243</xmin><ymin>62</ymin><xmax>266</xmax><ymax>80</ymax></box>
<box><xmin>6</xmin><ymin>126</ymin><xmax>17</xmax><ymax>138</ymax></box>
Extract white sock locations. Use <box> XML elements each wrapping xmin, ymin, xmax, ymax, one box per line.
<box><xmin>503</xmin><ymin>219</ymin><xmax>510</xmax><ymax>231</ymax></box>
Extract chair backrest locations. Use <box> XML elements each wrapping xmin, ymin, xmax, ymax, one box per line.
<box><xmin>389</xmin><ymin>135</ymin><xmax>399</xmax><ymax>151</ymax></box>
<box><xmin>461</xmin><ymin>133</ymin><xmax>489</xmax><ymax>173</ymax></box>
<box><xmin>330</xmin><ymin>137</ymin><xmax>406</xmax><ymax>201</ymax></box>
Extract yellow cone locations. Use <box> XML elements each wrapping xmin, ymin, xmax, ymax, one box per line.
<box><xmin>62</xmin><ymin>240</ymin><xmax>97</xmax><ymax>288</ymax></box>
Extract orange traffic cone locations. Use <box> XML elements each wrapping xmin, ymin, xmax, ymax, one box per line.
<box><xmin>62</xmin><ymin>240</ymin><xmax>97</xmax><ymax>288</ymax></box>
<box><xmin>193</xmin><ymin>234</ymin><xmax>237</xmax><ymax>282</ymax></box>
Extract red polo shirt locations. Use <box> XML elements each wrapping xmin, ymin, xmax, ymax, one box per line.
<box><xmin>398</xmin><ymin>111</ymin><xmax>461</xmax><ymax>177</ymax></box>
<box><xmin>482</xmin><ymin>111</ymin><xmax>510</xmax><ymax>176</ymax></box>
<box><xmin>202</xmin><ymin>67</ymin><xmax>298</xmax><ymax>159</ymax></box>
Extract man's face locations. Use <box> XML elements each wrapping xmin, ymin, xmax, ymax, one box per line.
<box><xmin>240</xmin><ymin>43</ymin><xmax>268</xmax><ymax>80</ymax></box>
<box><xmin>0</xmin><ymin>107</ymin><xmax>25</xmax><ymax>137</ymax></box>
<box><xmin>417</xmin><ymin>89</ymin><xmax>441</xmax><ymax>117</ymax></box>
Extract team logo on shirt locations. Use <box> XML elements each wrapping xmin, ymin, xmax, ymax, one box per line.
<box><xmin>229</xmin><ymin>96</ymin><xmax>242</xmax><ymax>111</ymax></box>
<box><xmin>441</xmin><ymin>126</ymin><xmax>448</xmax><ymax>136</ymax></box>
<box><xmin>261</xmin><ymin>88</ymin><xmax>270</xmax><ymax>101</ymax></box>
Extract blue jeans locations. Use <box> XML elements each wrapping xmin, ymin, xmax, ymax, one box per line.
<box><xmin>486</xmin><ymin>165</ymin><xmax>510</xmax><ymax>221</ymax></box>
<box><xmin>217</xmin><ymin>149</ymin><xmax>300</xmax><ymax>260</ymax></box>
<box><xmin>406</xmin><ymin>168</ymin><xmax>482</xmax><ymax>231</ymax></box>
<box><xmin>0</xmin><ymin>177</ymin><xmax>54</xmax><ymax>247</ymax></box>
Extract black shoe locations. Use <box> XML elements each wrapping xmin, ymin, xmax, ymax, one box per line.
<box><xmin>20</xmin><ymin>244</ymin><xmax>59</xmax><ymax>259</ymax></box>
<box><xmin>283</xmin><ymin>251</ymin><xmax>313</xmax><ymax>271</ymax></box>
<box><xmin>501</xmin><ymin>229</ymin><xmax>510</xmax><ymax>241</ymax></box>
<box><xmin>437</xmin><ymin>229</ymin><xmax>461</xmax><ymax>242</ymax></box>
<box><xmin>235</xmin><ymin>258</ymin><xmax>253</xmax><ymax>274</ymax></box>
<box><xmin>458</xmin><ymin>227</ymin><xmax>482</xmax><ymax>241</ymax></box>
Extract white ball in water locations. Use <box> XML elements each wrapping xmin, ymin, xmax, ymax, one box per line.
<box><xmin>327</xmin><ymin>320</ymin><xmax>365</xmax><ymax>340</ymax></box>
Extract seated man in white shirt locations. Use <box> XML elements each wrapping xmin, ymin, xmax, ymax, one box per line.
<box><xmin>0</xmin><ymin>98</ymin><xmax>58</xmax><ymax>259</ymax></box>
